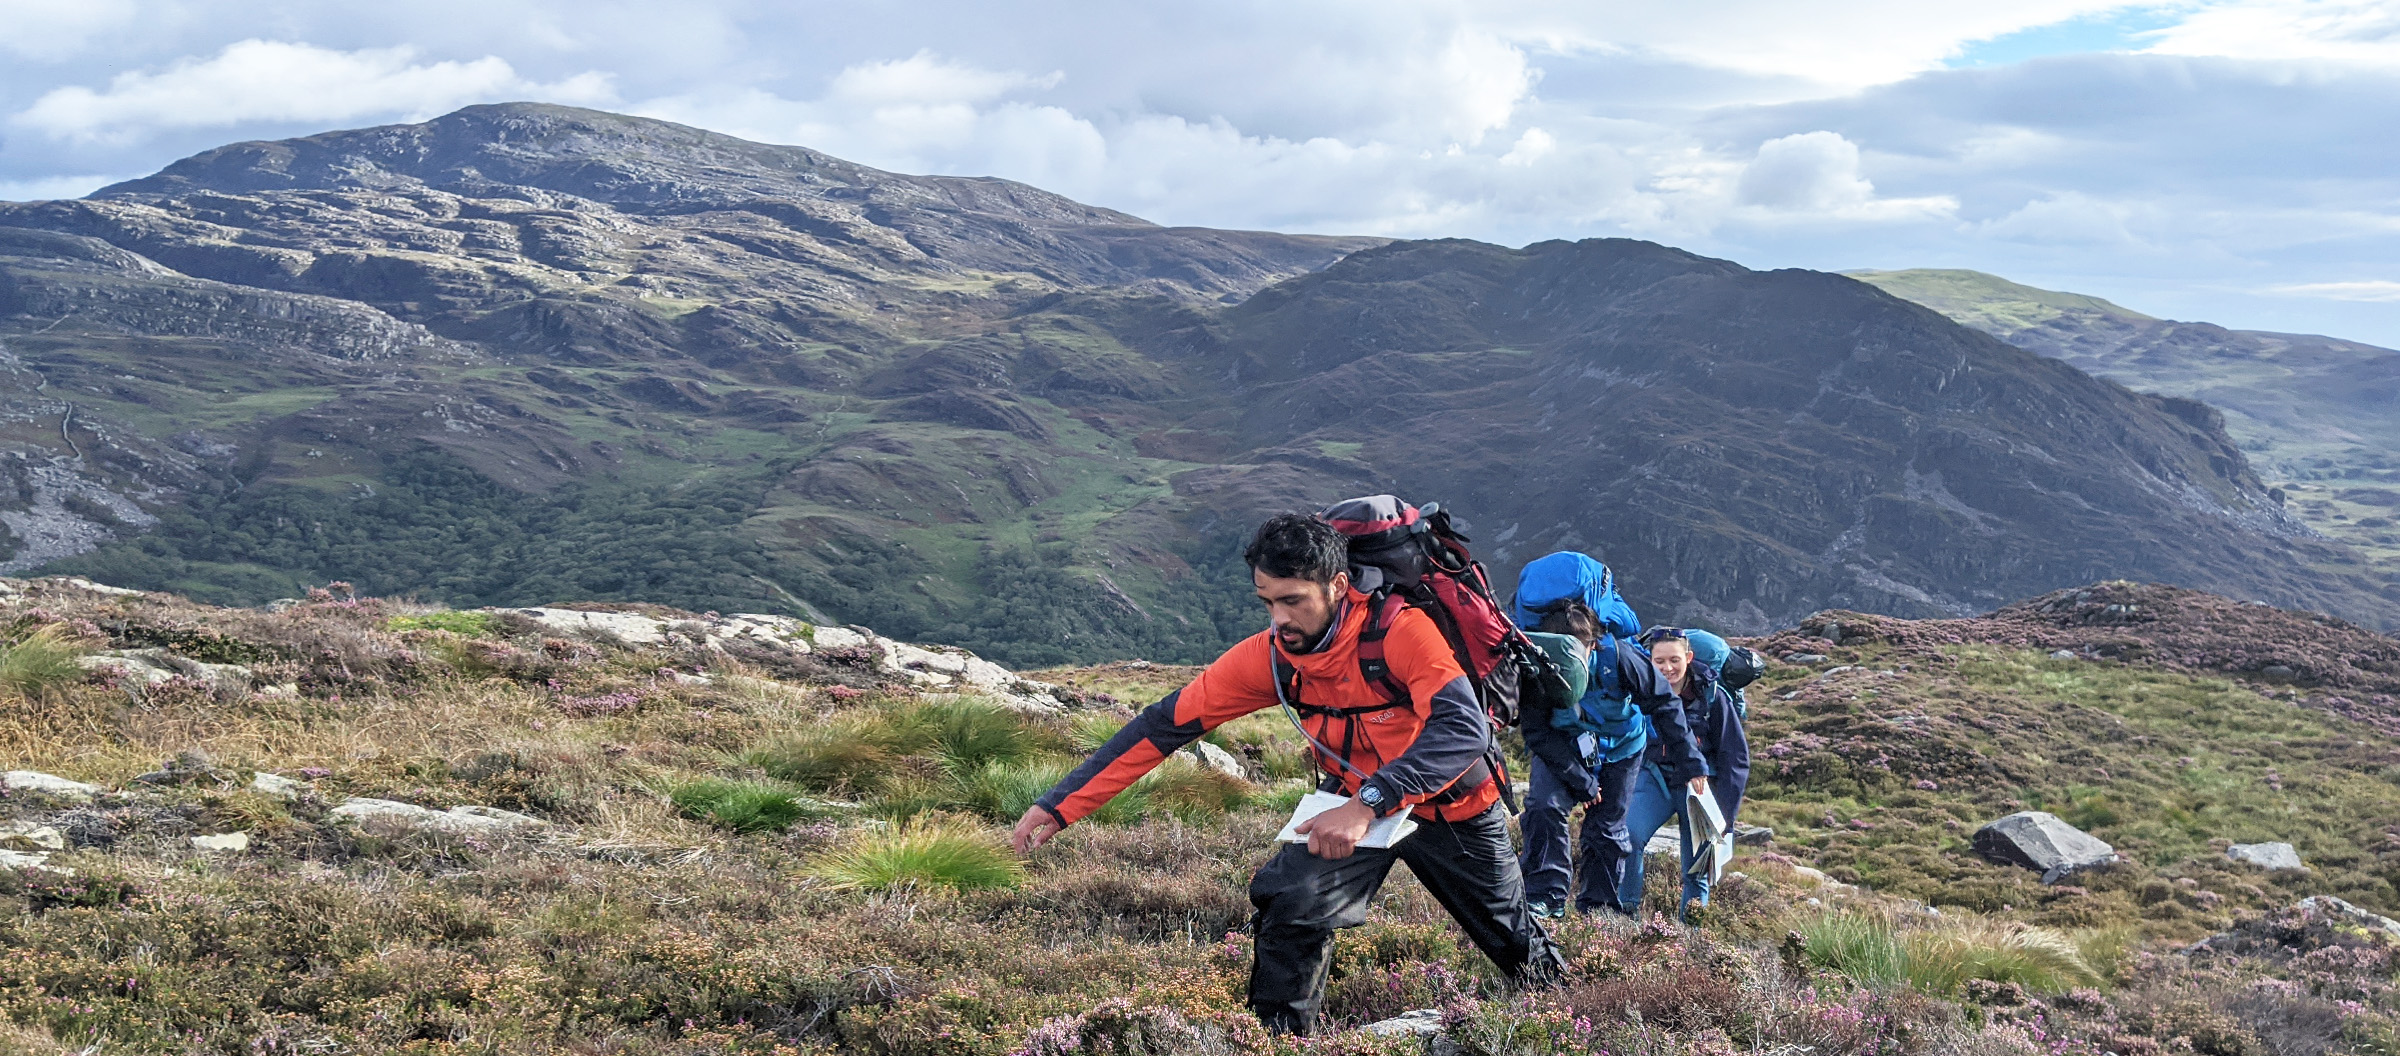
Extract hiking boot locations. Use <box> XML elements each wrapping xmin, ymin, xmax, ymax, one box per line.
<box><xmin>1529</xmin><ymin>899</ymin><xmax>1568</xmax><ymax>920</ymax></box>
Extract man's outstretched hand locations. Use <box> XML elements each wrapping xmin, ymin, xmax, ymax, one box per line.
<box><xmin>1010</xmin><ymin>805</ymin><xmax>1062</xmax><ymax>853</ymax></box>
<box><xmin>1294</xmin><ymin>797</ymin><xmax>1376</xmax><ymax>859</ymax></box>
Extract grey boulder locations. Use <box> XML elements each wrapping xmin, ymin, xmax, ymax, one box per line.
<box><xmin>1972</xmin><ymin>811</ymin><xmax>2117</xmax><ymax>883</ymax></box>
<box><xmin>2226</xmin><ymin>842</ymin><xmax>2306</xmax><ymax>871</ymax></box>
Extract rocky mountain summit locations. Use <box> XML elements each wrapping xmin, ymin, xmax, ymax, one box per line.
<box><xmin>0</xmin><ymin>105</ymin><xmax>2395</xmax><ymax>665</ymax></box>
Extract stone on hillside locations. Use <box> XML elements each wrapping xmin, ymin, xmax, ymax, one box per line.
<box><xmin>1187</xmin><ymin>740</ymin><xmax>1247</xmax><ymax>780</ymax></box>
<box><xmin>2048</xmin><ymin>649</ymin><xmax>2077</xmax><ymax>660</ymax></box>
<box><xmin>190</xmin><ymin>832</ymin><xmax>250</xmax><ymax>853</ymax></box>
<box><xmin>1361</xmin><ymin>1010</ymin><xmax>1443</xmax><ymax>1038</ymax></box>
<box><xmin>2293</xmin><ymin>896</ymin><xmax>2400</xmax><ymax>942</ymax></box>
<box><xmin>501</xmin><ymin>607</ymin><xmax>1078</xmax><ymax>711</ymax></box>
<box><xmin>4</xmin><ymin>770</ymin><xmax>101</xmax><ymax>803</ymax></box>
<box><xmin>249</xmin><ymin>772</ymin><xmax>308</xmax><ymax>799</ymax></box>
<box><xmin>0</xmin><ymin>821</ymin><xmax>64</xmax><ymax>851</ymax></box>
<box><xmin>1734</xmin><ymin>824</ymin><xmax>1775</xmax><ymax>845</ymax></box>
<box><xmin>80</xmin><ymin>650</ymin><xmax>253</xmax><ymax>695</ymax></box>
<box><xmin>1973</xmin><ymin>811</ymin><xmax>2117</xmax><ymax>883</ymax></box>
<box><xmin>329</xmin><ymin>798</ymin><xmax>547</xmax><ymax>835</ymax></box>
<box><xmin>1644</xmin><ymin>830</ymin><xmax>1681</xmax><ymax>855</ymax></box>
<box><xmin>2226</xmin><ymin>842</ymin><xmax>2306</xmax><ymax>871</ymax></box>
<box><xmin>0</xmin><ymin>848</ymin><xmax>67</xmax><ymax>874</ymax></box>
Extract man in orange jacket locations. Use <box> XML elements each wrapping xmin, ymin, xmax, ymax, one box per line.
<box><xmin>1011</xmin><ymin>513</ymin><xmax>1565</xmax><ymax>1034</ymax></box>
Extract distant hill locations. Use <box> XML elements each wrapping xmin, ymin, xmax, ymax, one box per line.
<box><xmin>1851</xmin><ymin>268</ymin><xmax>2400</xmax><ymax>585</ymax></box>
<box><xmin>0</xmin><ymin>105</ymin><xmax>2392</xmax><ymax>664</ymax></box>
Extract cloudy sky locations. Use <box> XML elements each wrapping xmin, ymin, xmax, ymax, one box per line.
<box><xmin>5</xmin><ymin>1</ymin><xmax>2400</xmax><ymax>344</ymax></box>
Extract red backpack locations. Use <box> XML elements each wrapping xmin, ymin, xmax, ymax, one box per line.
<box><xmin>1319</xmin><ymin>495</ymin><xmax>1539</xmax><ymax>730</ymax></box>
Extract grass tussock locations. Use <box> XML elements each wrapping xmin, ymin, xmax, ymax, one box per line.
<box><xmin>1797</xmin><ymin>908</ymin><xmax>2102</xmax><ymax>996</ymax></box>
<box><xmin>665</xmin><ymin>777</ymin><xmax>820</xmax><ymax>833</ymax></box>
<box><xmin>0</xmin><ymin>624</ymin><xmax>88</xmax><ymax>700</ymax></box>
<box><xmin>808</xmin><ymin>813</ymin><xmax>1027</xmax><ymax>892</ymax></box>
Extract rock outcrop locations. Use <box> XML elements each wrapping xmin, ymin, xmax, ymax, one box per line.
<box><xmin>1972</xmin><ymin>811</ymin><xmax>2118</xmax><ymax>883</ymax></box>
<box><xmin>2226</xmin><ymin>842</ymin><xmax>2307</xmax><ymax>871</ymax></box>
<box><xmin>505</xmin><ymin>606</ymin><xmax>1078</xmax><ymax>711</ymax></box>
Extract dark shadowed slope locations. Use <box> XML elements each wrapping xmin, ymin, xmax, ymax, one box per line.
<box><xmin>1147</xmin><ymin>239</ymin><xmax>2396</xmax><ymax>631</ymax></box>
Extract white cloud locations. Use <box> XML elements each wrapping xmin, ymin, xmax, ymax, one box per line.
<box><xmin>2270</xmin><ymin>279</ymin><xmax>2400</xmax><ymax>301</ymax></box>
<box><xmin>828</xmin><ymin>50</ymin><xmax>1057</xmax><ymax>107</ymax></box>
<box><xmin>1498</xmin><ymin>1</ymin><xmax>2151</xmax><ymax>87</ymax></box>
<box><xmin>1731</xmin><ymin>131</ymin><xmax>1958</xmax><ymax>222</ymax></box>
<box><xmin>0</xmin><ymin>0</ymin><xmax>137</xmax><ymax>60</ymax></box>
<box><xmin>2145</xmin><ymin>0</ymin><xmax>2400</xmax><ymax>64</ymax></box>
<box><xmin>11</xmin><ymin>39</ymin><xmax>614</xmax><ymax>142</ymax></box>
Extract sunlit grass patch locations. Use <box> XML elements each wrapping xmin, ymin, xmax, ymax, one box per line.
<box><xmin>1795</xmin><ymin>908</ymin><xmax>2101</xmax><ymax>996</ymax></box>
<box><xmin>0</xmin><ymin>625</ymin><xmax>89</xmax><ymax>700</ymax></box>
<box><xmin>807</xmin><ymin>814</ymin><xmax>1025</xmax><ymax>892</ymax></box>
<box><xmin>665</xmin><ymin>777</ymin><xmax>818</xmax><ymax>833</ymax></box>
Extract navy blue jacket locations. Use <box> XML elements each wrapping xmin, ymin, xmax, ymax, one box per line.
<box><xmin>1645</xmin><ymin>663</ymin><xmax>1750</xmax><ymax>825</ymax></box>
<box><xmin>1526</xmin><ymin>640</ymin><xmax>1708</xmax><ymax>802</ymax></box>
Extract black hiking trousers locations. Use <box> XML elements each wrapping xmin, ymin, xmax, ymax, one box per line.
<box><xmin>1245</xmin><ymin>802</ymin><xmax>1566</xmax><ymax>1034</ymax></box>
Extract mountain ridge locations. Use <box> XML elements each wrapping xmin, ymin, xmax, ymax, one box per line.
<box><xmin>1</xmin><ymin>105</ymin><xmax>2394</xmax><ymax>661</ymax></box>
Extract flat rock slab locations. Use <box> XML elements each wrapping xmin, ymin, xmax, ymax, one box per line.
<box><xmin>2227</xmin><ymin>842</ymin><xmax>2306</xmax><ymax>871</ymax></box>
<box><xmin>1362</xmin><ymin>1010</ymin><xmax>1444</xmax><ymax>1038</ymax></box>
<box><xmin>1973</xmin><ymin>811</ymin><xmax>2117</xmax><ymax>883</ymax></box>
<box><xmin>249</xmin><ymin>772</ymin><xmax>308</xmax><ymax>799</ymax></box>
<box><xmin>190</xmin><ymin>832</ymin><xmax>250</xmax><ymax>853</ymax></box>
<box><xmin>329</xmin><ymin>798</ymin><xmax>547</xmax><ymax>835</ymax></box>
<box><xmin>4</xmin><ymin>770</ymin><xmax>102</xmax><ymax>803</ymax></box>
<box><xmin>0</xmin><ymin>848</ymin><xmax>67</xmax><ymax>874</ymax></box>
<box><xmin>0</xmin><ymin>822</ymin><xmax>65</xmax><ymax>851</ymax></box>
<box><xmin>501</xmin><ymin>607</ymin><xmax>1079</xmax><ymax>711</ymax></box>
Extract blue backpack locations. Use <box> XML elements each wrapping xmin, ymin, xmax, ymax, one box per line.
<box><xmin>1550</xmin><ymin>633</ymin><xmax>1648</xmax><ymax>756</ymax></box>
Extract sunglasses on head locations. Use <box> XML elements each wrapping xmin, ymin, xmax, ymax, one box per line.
<box><xmin>1637</xmin><ymin>627</ymin><xmax>1688</xmax><ymax>647</ymax></box>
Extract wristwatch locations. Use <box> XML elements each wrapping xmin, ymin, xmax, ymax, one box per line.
<box><xmin>1358</xmin><ymin>783</ymin><xmax>1388</xmax><ymax>815</ymax></box>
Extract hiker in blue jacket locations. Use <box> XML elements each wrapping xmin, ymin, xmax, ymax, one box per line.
<box><xmin>1616</xmin><ymin>627</ymin><xmax>1751</xmax><ymax>920</ymax></box>
<box><xmin>1510</xmin><ymin>552</ymin><xmax>1709</xmax><ymax>917</ymax></box>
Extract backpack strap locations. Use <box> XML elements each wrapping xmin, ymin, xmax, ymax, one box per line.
<box><xmin>1353</xmin><ymin>590</ymin><xmax>1414</xmax><ymax>710</ymax></box>
<box><xmin>1594</xmin><ymin>634</ymin><xmax>1622</xmax><ymax>699</ymax></box>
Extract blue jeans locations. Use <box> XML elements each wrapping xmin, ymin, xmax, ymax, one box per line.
<box><xmin>1617</xmin><ymin>764</ymin><xmax>1711</xmax><ymax>918</ymax></box>
<box><xmin>1519</xmin><ymin>752</ymin><xmax>1644</xmax><ymax>914</ymax></box>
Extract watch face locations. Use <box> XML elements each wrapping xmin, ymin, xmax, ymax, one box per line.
<box><xmin>1361</xmin><ymin>786</ymin><xmax>1384</xmax><ymax>807</ymax></box>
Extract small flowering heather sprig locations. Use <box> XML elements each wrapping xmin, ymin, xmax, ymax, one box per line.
<box><xmin>554</xmin><ymin>691</ymin><xmax>640</xmax><ymax>718</ymax></box>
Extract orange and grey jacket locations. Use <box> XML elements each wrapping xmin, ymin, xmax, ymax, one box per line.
<box><xmin>1037</xmin><ymin>588</ymin><xmax>1498</xmax><ymax>825</ymax></box>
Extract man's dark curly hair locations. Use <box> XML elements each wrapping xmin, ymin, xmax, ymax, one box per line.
<box><xmin>1243</xmin><ymin>513</ymin><xmax>1349</xmax><ymax>584</ymax></box>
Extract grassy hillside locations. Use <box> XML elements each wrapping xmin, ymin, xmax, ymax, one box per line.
<box><xmin>0</xmin><ymin>576</ymin><xmax>2395</xmax><ymax>1055</ymax></box>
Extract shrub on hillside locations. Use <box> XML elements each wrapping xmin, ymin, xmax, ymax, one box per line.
<box><xmin>388</xmin><ymin>610</ymin><xmax>501</xmax><ymax>637</ymax></box>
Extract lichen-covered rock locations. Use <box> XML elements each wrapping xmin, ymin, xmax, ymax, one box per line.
<box><xmin>501</xmin><ymin>606</ymin><xmax>1078</xmax><ymax>711</ymax></box>
<box><xmin>3</xmin><ymin>770</ymin><xmax>102</xmax><ymax>803</ymax></box>
<box><xmin>1972</xmin><ymin>811</ymin><xmax>2118</xmax><ymax>883</ymax></box>
<box><xmin>190</xmin><ymin>832</ymin><xmax>250</xmax><ymax>853</ymax></box>
<box><xmin>1186</xmin><ymin>740</ymin><xmax>1248</xmax><ymax>780</ymax></box>
<box><xmin>0</xmin><ymin>848</ymin><xmax>67</xmax><ymax>874</ymax></box>
<box><xmin>2226</xmin><ymin>841</ymin><xmax>2306</xmax><ymax>871</ymax></box>
<box><xmin>0</xmin><ymin>822</ymin><xmax>64</xmax><ymax>851</ymax></box>
<box><xmin>328</xmin><ymin>798</ymin><xmax>547</xmax><ymax>834</ymax></box>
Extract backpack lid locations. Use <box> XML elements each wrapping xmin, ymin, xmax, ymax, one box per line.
<box><xmin>1510</xmin><ymin>552</ymin><xmax>1631</xmax><ymax>633</ymax></box>
<box><xmin>1322</xmin><ymin>495</ymin><xmax>1420</xmax><ymax>552</ymax></box>
<box><xmin>1685</xmin><ymin>629</ymin><xmax>1731</xmax><ymax>674</ymax></box>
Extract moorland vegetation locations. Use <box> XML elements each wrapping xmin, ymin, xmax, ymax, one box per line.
<box><xmin>0</xmin><ymin>575</ymin><xmax>2393</xmax><ymax>1054</ymax></box>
